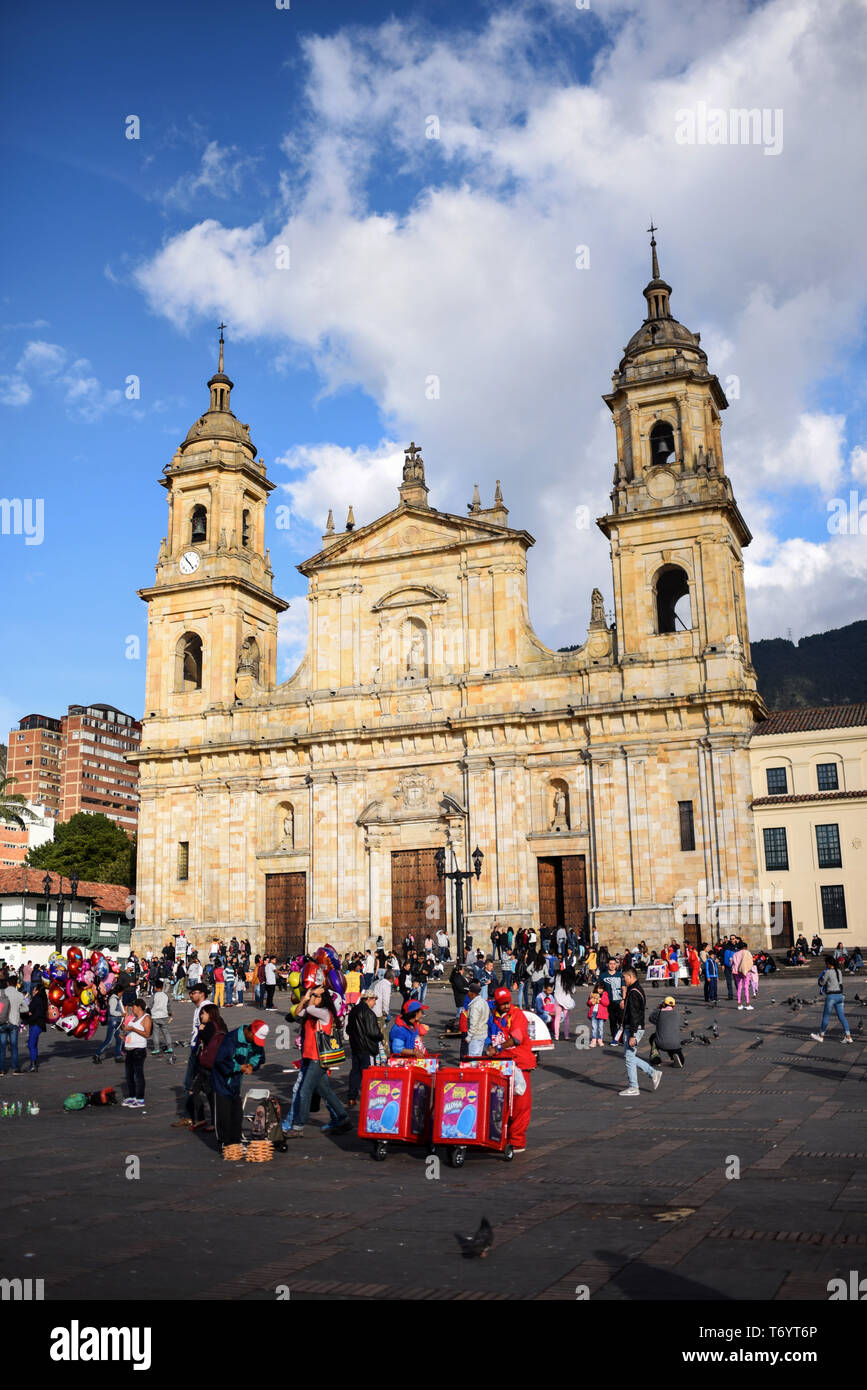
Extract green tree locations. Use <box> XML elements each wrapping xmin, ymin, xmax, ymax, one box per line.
<box><xmin>27</xmin><ymin>812</ymin><xmax>135</xmax><ymax>885</ymax></box>
<box><xmin>0</xmin><ymin>772</ymin><xmax>39</xmax><ymax>828</ymax></box>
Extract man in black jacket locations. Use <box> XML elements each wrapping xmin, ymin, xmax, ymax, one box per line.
<box><xmin>450</xmin><ymin>962</ymin><xmax>469</xmax><ymax>1024</ymax></box>
<box><xmin>618</xmin><ymin>966</ymin><xmax>662</xmax><ymax>1097</ymax></box>
<box><xmin>347</xmin><ymin>989</ymin><xmax>382</xmax><ymax>1107</ymax></box>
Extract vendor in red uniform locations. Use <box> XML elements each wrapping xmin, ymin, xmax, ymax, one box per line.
<box><xmin>485</xmin><ymin>986</ymin><xmax>536</xmax><ymax>1153</ymax></box>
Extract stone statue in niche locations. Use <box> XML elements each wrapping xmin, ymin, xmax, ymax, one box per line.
<box><xmin>237</xmin><ymin>636</ymin><xmax>260</xmax><ymax>680</ymax></box>
<box><xmin>550</xmin><ymin>785</ymin><xmax>570</xmax><ymax>832</ymax></box>
<box><xmin>590</xmin><ymin>588</ymin><xmax>606</xmax><ymax>626</ymax></box>
<box><xmin>280</xmin><ymin>807</ymin><xmax>294</xmax><ymax>847</ymax></box>
<box><xmin>407</xmin><ymin>628</ymin><xmax>426</xmax><ymax>676</ymax></box>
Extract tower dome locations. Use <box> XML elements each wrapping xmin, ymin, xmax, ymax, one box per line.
<box><xmin>179</xmin><ymin>326</ymin><xmax>257</xmax><ymax>457</ymax></box>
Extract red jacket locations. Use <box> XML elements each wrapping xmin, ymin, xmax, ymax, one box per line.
<box><xmin>588</xmin><ymin>991</ymin><xmax>609</xmax><ymax>1022</ymax></box>
<box><xmin>494</xmin><ymin>1006</ymin><xmax>537</xmax><ymax>1072</ymax></box>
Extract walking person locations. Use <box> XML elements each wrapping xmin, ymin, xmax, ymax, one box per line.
<box><xmin>150</xmin><ymin>981</ymin><xmax>174</xmax><ymax>1056</ymax></box>
<box><xmin>346</xmin><ymin>987</ymin><xmax>383</xmax><ymax>1107</ymax></box>
<box><xmin>811</xmin><ymin>956</ymin><xmax>854</xmax><ymax>1045</ymax></box>
<box><xmin>618</xmin><ymin>965</ymin><xmax>662</xmax><ymax>1097</ymax></box>
<box><xmin>599</xmin><ymin>955</ymin><xmax>624</xmax><ymax>1043</ymax></box>
<box><xmin>122</xmin><ymin>998</ymin><xmax>153</xmax><ymax>1108</ymax></box>
<box><xmin>283</xmin><ymin>983</ymin><xmax>351</xmax><ymax>1139</ymax></box>
<box><xmin>703</xmin><ymin>949</ymin><xmax>719</xmax><ymax>1005</ymax></box>
<box><xmin>732</xmin><ymin>942</ymin><xmax>755</xmax><ymax>1010</ymax></box>
<box><xmin>722</xmin><ymin>936</ymin><xmax>737</xmax><ymax>1000</ymax></box>
<box><xmin>466</xmin><ymin>979</ymin><xmax>490</xmax><ymax>1058</ymax></box>
<box><xmin>372</xmin><ymin>969</ymin><xmax>394</xmax><ymax>1042</ymax></box>
<box><xmin>25</xmin><ymin>978</ymin><xmax>48</xmax><ymax>1072</ymax></box>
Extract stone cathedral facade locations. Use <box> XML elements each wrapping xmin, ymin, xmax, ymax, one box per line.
<box><xmin>131</xmin><ymin>244</ymin><xmax>765</xmax><ymax>958</ymax></box>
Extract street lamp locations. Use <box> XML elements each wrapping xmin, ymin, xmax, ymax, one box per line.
<box><xmin>435</xmin><ymin>844</ymin><xmax>484</xmax><ymax>963</ymax></box>
<box><xmin>43</xmin><ymin>869</ymin><xmax>79</xmax><ymax>953</ymax></box>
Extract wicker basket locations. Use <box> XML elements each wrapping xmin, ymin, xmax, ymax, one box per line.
<box><xmin>245</xmin><ymin>1139</ymin><xmax>275</xmax><ymax>1163</ymax></box>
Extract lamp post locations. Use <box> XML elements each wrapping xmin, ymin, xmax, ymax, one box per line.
<box><xmin>434</xmin><ymin>843</ymin><xmax>484</xmax><ymax>964</ymax></box>
<box><xmin>43</xmin><ymin>870</ymin><xmax>79</xmax><ymax>954</ymax></box>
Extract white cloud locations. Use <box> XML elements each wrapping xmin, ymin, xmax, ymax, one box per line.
<box><xmin>161</xmin><ymin>140</ymin><xmax>261</xmax><ymax>209</ymax></box>
<box><xmin>17</xmin><ymin>340</ymin><xmax>67</xmax><ymax>375</ymax></box>
<box><xmin>133</xmin><ymin>0</ymin><xmax>867</xmax><ymax>647</ymax></box>
<box><xmin>0</xmin><ymin>375</ymin><xmax>32</xmax><ymax>406</ymax></box>
<box><xmin>0</xmin><ymin>339</ymin><xmax>123</xmax><ymax>422</ymax></box>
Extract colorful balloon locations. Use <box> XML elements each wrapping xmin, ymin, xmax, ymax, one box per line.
<box><xmin>48</xmin><ymin>985</ymin><xmax>64</xmax><ymax>1004</ymax></box>
<box><xmin>89</xmin><ymin>951</ymin><xmax>102</xmax><ymax>968</ymax></box>
<box><xmin>66</xmin><ymin>946</ymin><xmax>83</xmax><ymax>965</ymax></box>
<box><xmin>47</xmin><ymin>1004</ymin><xmax>61</xmax><ymax>1022</ymax></box>
<box><xmin>61</xmin><ymin>997</ymin><xmax>78</xmax><ymax>1016</ymax></box>
<box><xmin>79</xmin><ymin>988</ymin><xmax>95</xmax><ymax>1007</ymax></box>
<box><xmin>56</xmin><ymin>1015</ymin><xmax>77</xmax><ymax>1034</ymax></box>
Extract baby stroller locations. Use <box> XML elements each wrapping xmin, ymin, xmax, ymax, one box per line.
<box><xmin>242</xmin><ymin>1089</ymin><xmax>287</xmax><ymax>1152</ymax></box>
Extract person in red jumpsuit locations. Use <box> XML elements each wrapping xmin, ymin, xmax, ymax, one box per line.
<box><xmin>486</xmin><ymin>986</ymin><xmax>536</xmax><ymax>1153</ymax></box>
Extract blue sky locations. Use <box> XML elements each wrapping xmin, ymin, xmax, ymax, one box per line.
<box><xmin>1</xmin><ymin>0</ymin><xmax>866</xmax><ymax>735</ymax></box>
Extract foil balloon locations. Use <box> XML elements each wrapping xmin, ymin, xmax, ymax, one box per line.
<box><xmin>104</xmin><ymin>972</ymin><xmax>116</xmax><ymax>990</ymax></box>
<box><xmin>56</xmin><ymin>1014</ymin><xmax>77</xmax><ymax>1034</ymax></box>
<box><xmin>47</xmin><ymin>1004</ymin><xmax>61</xmax><ymax>1022</ymax></box>
<box><xmin>66</xmin><ymin>946</ymin><xmax>83</xmax><ymax>966</ymax></box>
<box><xmin>76</xmin><ymin>1005</ymin><xmax>90</xmax><ymax>1021</ymax></box>
<box><xmin>73</xmin><ymin>1019</ymin><xmax>90</xmax><ymax>1038</ymax></box>
<box><xmin>327</xmin><ymin>968</ymin><xmax>346</xmax><ymax>996</ymax></box>
<box><xmin>301</xmin><ymin>961</ymin><xmax>323</xmax><ymax>990</ymax></box>
<box><xmin>61</xmin><ymin>997</ymin><xmax>79</xmax><ymax>1016</ymax></box>
<box><xmin>86</xmin><ymin>1015</ymin><xmax>101</xmax><ymax>1039</ymax></box>
<box><xmin>89</xmin><ymin>951</ymin><xmax>102</xmax><ymax>968</ymax></box>
<box><xmin>49</xmin><ymin>961</ymin><xmax>67</xmax><ymax>982</ymax></box>
<box><xmin>96</xmin><ymin>958</ymin><xmax>109</xmax><ymax>980</ymax></box>
<box><xmin>81</xmin><ymin>970</ymin><xmax>95</xmax><ymax>985</ymax></box>
<box><xmin>79</xmin><ymin>988</ymin><xmax>95</xmax><ymax>1007</ymax></box>
<box><xmin>65</xmin><ymin>979</ymin><xmax>78</xmax><ymax>998</ymax></box>
<box><xmin>48</xmin><ymin>985</ymin><xmax>64</xmax><ymax>1005</ymax></box>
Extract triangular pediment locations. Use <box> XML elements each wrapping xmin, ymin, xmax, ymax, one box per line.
<box><xmin>298</xmin><ymin>504</ymin><xmax>533</xmax><ymax>574</ymax></box>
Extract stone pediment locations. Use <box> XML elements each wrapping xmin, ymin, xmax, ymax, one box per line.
<box><xmin>299</xmin><ymin>504</ymin><xmax>532</xmax><ymax>574</ymax></box>
<box><xmin>372</xmin><ymin>584</ymin><xmax>447</xmax><ymax>611</ymax></box>
<box><xmin>357</xmin><ymin>778</ymin><xmax>466</xmax><ymax>827</ymax></box>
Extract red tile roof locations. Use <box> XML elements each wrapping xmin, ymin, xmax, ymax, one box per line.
<box><xmin>752</xmin><ymin>790</ymin><xmax>867</xmax><ymax>807</ymax></box>
<box><xmin>0</xmin><ymin>868</ymin><xmax>130</xmax><ymax>912</ymax></box>
<box><xmin>753</xmin><ymin>704</ymin><xmax>867</xmax><ymax>736</ymax></box>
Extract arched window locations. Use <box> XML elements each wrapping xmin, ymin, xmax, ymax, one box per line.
<box><xmin>175</xmin><ymin>632</ymin><xmax>203</xmax><ymax>691</ymax></box>
<box><xmin>241</xmin><ymin>508</ymin><xmax>251</xmax><ymax>548</ymax></box>
<box><xmin>191</xmin><ymin>505</ymin><xmax>208</xmax><ymax>543</ymax></box>
<box><xmin>649</xmin><ymin>419</ymin><xmax>676</xmax><ymax>467</ymax></box>
<box><xmin>403</xmin><ymin>616</ymin><xmax>429</xmax><ymax>677</ymax></box>
<box><xmin>655</xmin><ymin>565</ymin><xmax>691</xmax><ymax>634</ymax></box>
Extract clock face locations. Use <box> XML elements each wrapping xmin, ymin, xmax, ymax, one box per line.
<box><xmin>179</xmin><ymin>550</ymin><xmax>201</xmax><ymax>575</ymax></box>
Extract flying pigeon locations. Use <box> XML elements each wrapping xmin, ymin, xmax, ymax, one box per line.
<box><xmin>455</xmin><ymin>1217</ymin><xmax>494</xmax><ymax>1259</ymax></box>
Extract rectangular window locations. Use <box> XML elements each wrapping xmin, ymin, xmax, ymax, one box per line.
<box><xmin>820</xmin><ymin>885</ymin><xmax>847</xmax><ymax>935</ymax></box>
<box><xmin>763</xmin><ymin>826</ymin><xmax>789</xmax><ymax>871</ymax></box>
<box><xmin>177</xmin><ymin>841</ymin><xmax>189</xmax><ymax>881</ymax></box>
<box><xmin>816</xmin><ymin>823</ymin><xmax>842</xmax><ymax>869</ymax></box>
<box><xmin>678</xmin><ymin>800</ymin><xmax>695</xmax><ymax>851</ymax></box>
<box><xmin>816</xmin><ymin>763</ymin><xmax>839</xmax><ymax>791</ymax></box>
<box><xmin>766</xmin><ymin>767</ymin><xmax>788</xmax><ymax>795</ymax></box>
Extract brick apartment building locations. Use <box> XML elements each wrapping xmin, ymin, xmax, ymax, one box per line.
<box><xmin>6</xmin><ymin>704</ymin><xmax>142</xmax><ymax>835</ymax></box>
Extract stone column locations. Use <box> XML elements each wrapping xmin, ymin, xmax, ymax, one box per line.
<box><xmin>307</xmin><ymin>768</ymin><xmax>338</xmax><ymax>925</ymax></box>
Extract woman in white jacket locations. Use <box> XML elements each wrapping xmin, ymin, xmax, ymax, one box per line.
<box><xmin>553</xmin><ymin>966</ymin><xmax>577</xmax><ymax>1041</ymax></box>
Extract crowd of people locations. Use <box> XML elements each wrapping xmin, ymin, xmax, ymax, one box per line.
<box><xmin>0</xmin><ymin>922</ymin><xmax>858</xmax><ymax>1147</ymax></box>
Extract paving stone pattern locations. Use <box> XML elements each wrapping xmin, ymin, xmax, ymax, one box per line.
<box><xmin>0</xmin><ymin>980</ymin><xmax>863</xmax><ymax>1301</ymax></box>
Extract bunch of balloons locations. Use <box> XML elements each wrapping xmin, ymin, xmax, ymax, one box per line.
<box><xmin>46</xmin><ymin>946</ymin><xmax>115</xmax><ymax>1041</ymax></box>
<box><xmin>287</xmin><ymin>944</ymin><xmax>349</xmax><ymax>1021</ymax></box>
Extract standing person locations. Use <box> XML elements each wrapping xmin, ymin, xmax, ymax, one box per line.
<box><xmin>556</xmin><ymin>925</ymin><xmax>567</xmax><ymax>958</ymax></box>
<box><xmin>687</xmin><ymin>944</ymin><xmax>701</xmax><ymax>987</ymax></box>
<box><xmin>599</xmin><ymin>956</ymin><xmax>624</xmax><ymax>1044</ymax></box>
<box><xmin>722</xmin><ymin>936</ymin><xmax>737</xmax><ymax>1001</ymax></box>
<box><xmin>553</xmin><ymin>965</ymin><xmax>576</xmax><ymax>1040</ymax></box>
<box><xmin>190</xmin><ymin>1004</ymin><xmax>227</xmax><ymax>1129</ymax></box>
<box><xmin>223</xmin><ymin>960</ymin><xmax>236</xmax><ymax>1008</ymax></box>
<box><xmin>174</xmin><ymin>980</ymin><xmax>212</xmax><ymax>1126</ymax></box>
<box><xmin>450</xmin><ymin>961</ymin><xmax>469</xmax><ymax>1025</ymax></box>
<box><xmin>0</xmin><ymin>975</ymin><xmax>26</xmax><ymax>1075</ymax></box>
<box><xmin>150</xmin><ymin>982</ymin><xmax>174</xmax><ymax>1057</ymax></box>
<box><xmin>212</xmin><ymin>1020</ymin><xmax>269</xmax><ymax>1147</ymax></box>
<box><xmin>811</xmin><ymin>957</ymin><xmax>853</xmax><ymax>1045</ymax></box>
<box><xmin>25</xmin><ymin>978</ymin><xmax>48</xmax><ymax>1072</ymax></box>
<box><xmin>20</xmin><ymin>960</ymin><xmax>33</xmax><ymax>998</ymax></box>
<box><xmin>213</xmin><ymin>961</ymin><xmax>226</xmax><ymax>1010</ymax></box>
<box><xmin>587</xmin><ymin>983</ymin><xmax>609</xmax><ymax>1047</ymax></box>
<box><xmin>617</xmin><ymin>966</ymin><xmax>662</xmax><ymax>1097</ymax></box>
<box><xmin>466</xmin><ymin>979</ymin><xmax>490</xmax><ymax>1058</ymax></box>
<box><xmin>486</xmin><ymin>988</ymin><xmax>536</xmax><ymax>1154</ymax></box>
<box><xmin>347</xmin><ymin>987</ymin><xmax>383</xmax><ymax>1107</ymax></box>
<box><xmin>122</xmin><ymin>998</ymin><xmax>153</xmax><ymax>1108</ymax></box>
<box><xmin>703</xmin><ymin>949</ymin><xmax>719</xmax><ymax>1006</ymax></box>
<box><xmin>284</xmin><ymin>985</ymin><xmax>351</xmax><ymax>1139</ymax></box>
<box><xmin>732</xmin><ymin>942</ymin><xmax>755</xmax><ymax>1010</ymax></box>
<box><xmin>235</xmin><ymin>964</ymin><xmax>246</xmax><ymax>1007</ymax></box>
<box><xmin>372</xmin><ymin>969</ymin><xmax>393</xmax><ymax>1042</ymax></box>
<box><xmin>187</xmin><ymin>955</ymin><xmax>202</xmax><ymax>990</ymax></box>
<box><xmin>173</xmin><ymin>959</ymin><xmax>187</xmax><ymax>1000</ymax></box>
<box><xmin>501</xmin><ymin>949</ymin><xmax>517</xmax><ymax>991</ymax></box>
<box><xmin>264</xmin><ymin>957</ymin><xmax>277</xmax><ymax>1011</ymax></box>
<box><xmin>93</xmin><ymin>986</ymin><xmax>124</xmax><ymax>1064</ymax></box>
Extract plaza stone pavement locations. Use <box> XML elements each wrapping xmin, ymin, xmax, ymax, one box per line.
<box><xmin>0</xmin><ymin>979</ymin><xmax>864</xmax><ymax>1302</ymax></box>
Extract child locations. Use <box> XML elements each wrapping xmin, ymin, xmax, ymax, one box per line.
<box><xmin>587</xmin><ymin>985</ymin><xmax>609</xmax><ymax>1047</ymax></box>
<box><xmin>649</xmin><ymin>995</ymin><xmax>685</xmax><ymax>1068</ymax></box>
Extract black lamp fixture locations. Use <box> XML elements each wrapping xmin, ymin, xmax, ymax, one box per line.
<box><xmin>472</xmin><ymin>845</ymin><xmax>484</xmax><ymax>879</ymax></box>
<box><xmin>70</xmin><ymin>872</ymin><xmax>79</xmax><ymax>899</ymax></box>
<box><xmin>434</xmin><ymin>842</ymin><xmax>484</xmax><ymax>962</ymax></box>
<box><xmin>42</xmin><ymin>871</ymin><xmax>52</xmax><ymax>899</ymax></box>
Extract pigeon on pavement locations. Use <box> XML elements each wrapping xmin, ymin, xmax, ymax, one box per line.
<box><xmin>455</xmin><ymin>1217</ymin><xmax>494</xmax><ymax>1258</ymax></box>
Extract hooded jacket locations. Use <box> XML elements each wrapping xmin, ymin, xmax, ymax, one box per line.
<box><xmin>211</xmin><ymin>1027</ymin><xmax>264</xmax><ymax>1098</ymax></box>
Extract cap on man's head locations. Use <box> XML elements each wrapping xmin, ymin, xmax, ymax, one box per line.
<box><xmin>467</xmin><ymin>979</ymin><xmax>482</xmax><ymax>993</ymax></box>
<box><xmin>250</xmin><ymin>1020</ymin><xmax>269</xmax><ymax>1046</ymax></box>
<box><xmin>663</xmin><ymin>995</ymin><xmax>676</xmax><ymax>1006</ymax></box>
<box><xmin>403</xmin><ymin>1000</ymin><xmax>429</xmax><ymax>1015</ymax></box>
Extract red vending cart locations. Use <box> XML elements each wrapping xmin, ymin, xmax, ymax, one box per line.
<box><xmin>359</xmin><ymin>1055</ymin><xmax>439</xmax><ymax>1161</ymax></box>
<box><xmin>432</xmin><ymin>1059</ymin><xmax>516</xmax><ymax>1166</ymax></box>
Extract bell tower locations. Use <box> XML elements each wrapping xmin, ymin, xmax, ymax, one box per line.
<box><xmin>138</xmin><ymin>329</ymin><xmax>288</xmax><ymax>719</ymax></box>
<box><xmin>598</xmin><ymin>229</ymin><xmax>756</xmax><ymax>693</ymax></box>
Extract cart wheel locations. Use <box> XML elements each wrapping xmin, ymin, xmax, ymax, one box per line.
<box><xmin>450</xmin><ymin>1146</ymin><xmax>466</xmax><ymax>1168</ymax></box>
<box><xmin>373</xmin><ymin>1141</ymin><xmax>388</xmax><ymax>1161</ymax></box>
<box><xmin>503</xmin><ymin>1144</ymin><xmax>514</xmax><ymax>1162</ymax></box>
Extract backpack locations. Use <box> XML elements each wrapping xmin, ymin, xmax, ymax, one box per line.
<box><xmin>0</xmin><ymin>991</ymin><xmax>9</xmax><ymax>1027</ymax></box>
<box><xmin>738</xmin><ymin>950</ymin><xmax>754</xmax><ymax>975</ymax></box>
<box><xmin>250</xmin><ymin>1095</ymin><xmax>283</xmax><ymax>1144</ymax></box>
